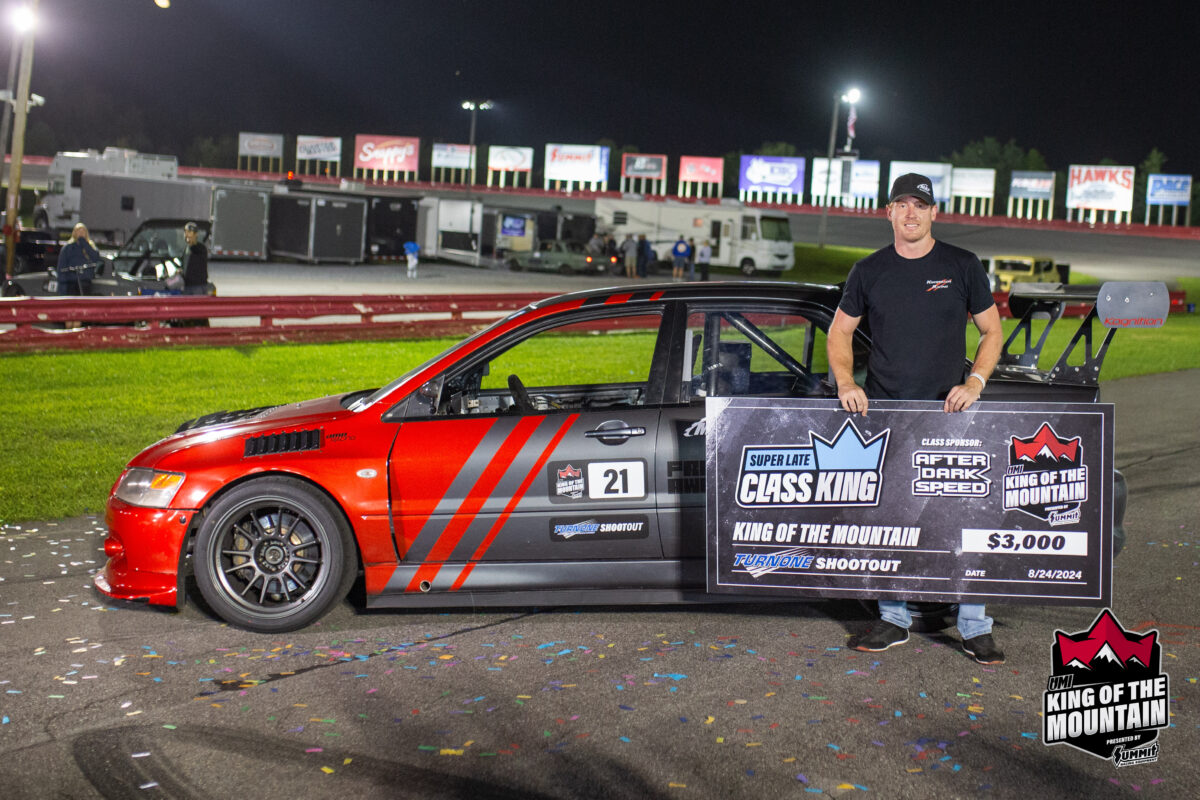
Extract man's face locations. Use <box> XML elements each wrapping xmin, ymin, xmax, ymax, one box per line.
<box><xmin>184</xmin><ymin>228</ymin><xmax>197</xmax><ymax>245</ymax></box>
<box><xmin>887</xmin><ymin>195</ymin><xmax>936</xmax><ymax>244</ymax></box>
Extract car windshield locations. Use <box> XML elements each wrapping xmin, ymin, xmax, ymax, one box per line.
<box><xmin>119</xmin><ymin>226</ymin><xmax>202</xmax><ymax>260</ymax></box>
<box><xmin>348</xmin><ymin>303</ymin><xmax>540</xmax><ymax>411</ymax></box>
<box><xmin>759</xmin><ymin>216</ymin><xmax>791</xmax><ymax>241</ymax></box>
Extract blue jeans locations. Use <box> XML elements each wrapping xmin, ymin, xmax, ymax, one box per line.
<box><xmin>878</xmin><ymin>600</ymin><xmax>992</xmax><ymax>641</ymax></box>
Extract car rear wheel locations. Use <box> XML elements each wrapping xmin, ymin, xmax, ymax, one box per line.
<box><xmin>740</xmin><ymin>258</ymin><xmax>757</xmax><ymax>276</ymax></box>
<box><xmin>507</xmin><ymin>258</ymin><xmax>523</xmax><ymax>272</ymax></box>
<box><xmin>193</xmin><ymin>478</ymin><xmax>356</xmax><ymax>633</ymax></box>
<box><xmin>559</xmin><ymin>263</ymin><xmax>573</xmax><ymax>275</ymax></box>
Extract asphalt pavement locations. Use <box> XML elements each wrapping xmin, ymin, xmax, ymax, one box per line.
<box><xmin>1</xmin><ymin>369</ymin><xmax>1196</xmax><ymax>800</ymax></box>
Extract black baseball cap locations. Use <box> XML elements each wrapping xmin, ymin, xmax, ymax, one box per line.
<box><xmin>889</xmin><ymin>173</ymin><xmax>936</xmax><ymax>205</ymax></box>
<box><xmin>184</xmin><ymin>221</ymin><xmax>200</xmax><ymax>232</ymax></box>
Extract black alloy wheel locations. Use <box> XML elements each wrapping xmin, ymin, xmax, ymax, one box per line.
<box><xmin>193</xmin><ymin>478</ymin><xmax>355</xmax><ymax>633</ymax></box>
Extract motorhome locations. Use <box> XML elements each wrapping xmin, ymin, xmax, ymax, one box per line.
<box><xmin>593</xmin><ymin>197</ymin><xmax>794</xmax><ymax>275</ymax></box>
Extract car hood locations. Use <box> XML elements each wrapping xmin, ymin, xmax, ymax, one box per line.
<box><xmin>124</xmin><ymin>394</ymin><xmax>360</xmax><ymax>469</ymax></box>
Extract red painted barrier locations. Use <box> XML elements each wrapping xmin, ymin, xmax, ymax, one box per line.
<box><xmin>0</xmin><ymin>293</ymin><xmax>552</xmax><ymax>352</ymax></box>
<box><xmin>1</xmin><ymin>289</ymin><xmax>1186</xmax><ymax>352</ymax></box>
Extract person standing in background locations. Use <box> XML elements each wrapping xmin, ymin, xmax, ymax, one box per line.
<box><xmin>182</xmin><ymin>222</ymin><xmax>209</xmax><ymax>294</ymax></box>
<box><xmin>697</xmin><ymin>239</ymin><xmax>712</xmax><ymax>281</ymax></box>
<box><xmin>56</xmin><ymin>222</ymin><xmax>99</xmax><ymax>295</ymax></box>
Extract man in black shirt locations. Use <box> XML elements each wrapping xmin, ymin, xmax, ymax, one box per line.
<box><xmin>826</xmin><ymin>173</ymin><xmax>1005</xmax><ymax>664</ymax></box>
<box><xmin>182</xmin><ymin>221</ymin><xmax>209</xmax><ymax>295</ymax></box>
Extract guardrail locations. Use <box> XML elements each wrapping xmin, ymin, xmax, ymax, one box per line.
<box><xmin>0</xmin><ymin>293</ymin><xmax>552</xmax><ymax>352</ymax></box>
<box><xmin>0</xmin><ymin>288</ymin><xmax>1187</xmax><ymax>353</ymax></box>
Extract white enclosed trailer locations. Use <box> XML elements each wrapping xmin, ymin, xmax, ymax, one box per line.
<box><xmin>78</xmin><ymin>173</ymin><xmax>270</xmax><ymax>259</ymax></box>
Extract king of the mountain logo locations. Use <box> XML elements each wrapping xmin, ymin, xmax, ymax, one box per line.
<box><xmin>1043</xmin><ymin>609</ymin><xmax>1168</xmax><ymax>764</ymax></box>
<box><xmin>555</xmin><ymin>464</ymin><xmax>584</xmax><ymax>499</ymax></box>
<box><xmin>1003</xmin><ymin>422</ymin><xmax>1088</xmax><ymax>524</ymax></box>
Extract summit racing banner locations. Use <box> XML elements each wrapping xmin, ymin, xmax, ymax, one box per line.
<box><xmin>706</xmin><ymin>398</ymin><xmax>1114</xmax><ymax>606</ymax></box>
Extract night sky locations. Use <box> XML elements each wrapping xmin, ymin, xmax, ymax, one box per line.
<box><xmin>20</xmin><ymin>0</ymin><xmax>1199</xmax><ymax>176</ymax></box>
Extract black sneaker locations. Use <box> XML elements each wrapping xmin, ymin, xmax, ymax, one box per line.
<box><xmin>963</xmin><ymin>633</ymin><xmax>1005</xmax><ymax>665</ymax></box>
<box><xmin>853</xmin><ymin>621</ymin><xmax>910</xmax><ymax>652</ymax></box>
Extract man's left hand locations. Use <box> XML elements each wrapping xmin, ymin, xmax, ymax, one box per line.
<box><xmin>944</xmin><ymin>382</ymin><xmax>982</xmax><ymax>413</ymax></box>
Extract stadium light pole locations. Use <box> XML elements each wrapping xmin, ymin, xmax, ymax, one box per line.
<box><xmin>461</xmin><ymin>99</ymin><xmax>492</xmax><ymax>186</ymax></box>
<box><xmin>3</xmin><ymin>0</ymin><xmax>38</xmax><ymax>280</ymax></box>
<box><xmin>816</xmin><ymin>86</ymin><xmax>860</xmax><ymax>249</ymax></box>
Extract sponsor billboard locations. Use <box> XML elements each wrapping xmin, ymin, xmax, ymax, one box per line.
<box><xmin>850</xmin><ymin>160</ymin><xmax>881</xmax><ymax>198</ymax></box>
<box><xmin>296</xmin><ymin>135</ymin><xmax>343</xmax><ymax>162</ymax></box>
<box><xmin>431</xmin><ymin>143</ymin><xmax>476</xmax><ymax>170</ymax></box>
<box><xmin>679</xmin><ymin>156</ymin><xmax>724</xmax><ymax>185</ymax></box>
<box><xmin>353</xmin><ymin>135</ymin><xmax>419</xmax><ymax>172</ymax></box>
<box><xmin>621</xmin><ymin>153</ymin><xmax>667</xmax><ymax>180</ymax></box>
<box><xmin>238</xmin><ymin>132</ymin><xmax>284</xmax><ymax>158</ymax></box>
<box><xmin>812</xmin><ymin>159</ymin><xmax>879</xmax><ymax>199</ymax></box>
<box><xmin>738</xmin><ymin>155</ymin><xmax>806</xmax><ymax>195</ymax></box>
<box><xmin>544</xmin><ymin>144</ymin><xmax>610</xmax><ymax>183</ymax></box>
<box><xmin>1146</xmin><ymin>174</ymin><xmax>1192</xmax><ymax>206</ymax></box>
<box><xmin>887</xmin><ymin>161</ymin><xmax>953</xmax><ymax>203</ymax></box>
<box><xmin>1066</xmin><ymin>165</ymin><xmax>1135</xmax><ymax>212</ymax></box>
<box><xmin>951</xmin><ymin>167</ymin><xmax>996</xmax><ymax>198</ymax></box>
<box><xmin>1010</xmin><ymin>170</ymin><xmax>1056</xmax><ymax>201</ymax></box>
<box><xmin>706</xmin><ymin>398</ymin><xmax>1114</xmax><ymax>606</ymax></box>
<box><xmin>488</xmin><ymin>145</ymin><xmax>534</xmax><ymax>172</ymax></box>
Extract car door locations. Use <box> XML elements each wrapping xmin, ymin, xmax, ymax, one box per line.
<box><xmin>387</xmin><ymin>307</ymin><xmax>669</xmax><ymax>594</ymax></box>
<box><xmin>657</xmin><ymin>302</ymin><xmax>838</xmax><ymax>561</ymax></box>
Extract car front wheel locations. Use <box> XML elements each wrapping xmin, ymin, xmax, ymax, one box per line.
<box><xmin>740</xmin><ymin>258</ymin><xmax>757</xmax><ymax>276</ymax></box>
<box><xmin>193</xmin><ymin>478</ymin><xmax>356</xmax><ymax>633</ymax></box>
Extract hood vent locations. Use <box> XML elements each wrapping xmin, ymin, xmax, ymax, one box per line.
<box><xmin>244</xmin><ymin>429</ymin><xmax>322</xmax><ymax>458</ymax></box>
<box><xmin>177</xmin><ymin>405</ymin><xmax>279</xmax><ymax>433</ymax></box>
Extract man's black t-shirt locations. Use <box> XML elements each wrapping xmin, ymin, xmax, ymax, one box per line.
<box><xmin>183</xmin><ymin>242</ymin><xmax>209</xmax><ymax>287</ymax></box>
<box><xmin>839</xmin><ymin>240</ymin><xmax>994</xmax><ymax>401</ymax></box>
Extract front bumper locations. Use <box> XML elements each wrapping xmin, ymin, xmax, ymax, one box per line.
<box><xmin>94</xmin><ymin>498</ymin><xmax>195</xmax><ymax>607</ymax></box>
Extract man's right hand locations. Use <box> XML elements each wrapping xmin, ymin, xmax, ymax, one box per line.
<box><xmin>838</xmin><ymin>383</ymin><xmax>869</xmax><ymax>416</ymax></box>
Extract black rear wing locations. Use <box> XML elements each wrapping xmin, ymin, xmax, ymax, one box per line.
<box><xmin>1000</xmin><ymin>281</ymin><xmax>1168</xmax><ymax>386</ymax></box>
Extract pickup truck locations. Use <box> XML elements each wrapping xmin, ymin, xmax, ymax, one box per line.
<box><xmin>985</xmin><ymin>254</ymin><xmax>1070</xmax><ymax>292</ymax></box>
<box><xmin>505</xmin><ymin>240</ymin><xmax>619</xmax><ymax>275</ymax></box>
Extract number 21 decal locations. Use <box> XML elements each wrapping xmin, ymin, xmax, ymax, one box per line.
<box><xmin>587</xmin><ymin>461</ymin><xmax>646</xmax><ymax>500</ymax></box>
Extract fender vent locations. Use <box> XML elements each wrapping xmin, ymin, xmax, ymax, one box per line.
<box><xmin>244</xmin><ymin>429</ymin><xmax>322</xmax><ymax>458</ymax></box>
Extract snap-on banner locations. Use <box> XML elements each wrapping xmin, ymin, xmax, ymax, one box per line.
<box><xmin>705</xmin><ymin>398</ymin><xmax>1114</xmax><ymax>606</ymax></box>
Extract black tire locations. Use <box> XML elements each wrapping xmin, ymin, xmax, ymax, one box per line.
<box><xmin>2</xmin><ymin>280</ymin><xmax>24</xmax><ymax>297</ymax></box>
<box><xmin>740</xmin><ymin>258</ymin><xmax>757</xmax><ymax>276</ymax></box>
<box><xmin>558</xmin><ymin>263</ymin><xmax>573</xmax><ymax>275</ymax></box>
<box><xmin>193</xmin><ymin>477</ymin><xmax>356</xmax><ymax>633</ymax></box>
<box><xmin>507</xmin><ymin>258</ymin><xmax>523</xmax><ymax>272</ymax></box>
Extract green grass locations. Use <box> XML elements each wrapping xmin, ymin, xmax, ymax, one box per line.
<box><xmin>0</xmin><ymin>340</ymin><xmax>448</xmax><ymax>523</ymax></box>
<box><xmin>788</xmin><ymin>243</ymin><xmax>873</xmax><ymax>284</ymax></box>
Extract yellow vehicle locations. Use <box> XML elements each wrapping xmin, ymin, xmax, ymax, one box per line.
<box><xmin>986</xmin><ymin>255</ymin><xmax>1069</xmax><ymax>291</ymax></box>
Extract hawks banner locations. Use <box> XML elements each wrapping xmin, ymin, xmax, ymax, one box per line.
<box><xmin>706</xmin><ymin>398</ymin><xmax>1114</xmax><ymax>605</ymax></box>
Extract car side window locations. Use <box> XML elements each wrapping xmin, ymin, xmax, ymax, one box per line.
<box><xmin>683</xmin><ymin>309</ymin><xmax>831</xmax><ymax>400</ymax></box>
<box><xmin>430</xmin><ymin>312</ymin><xmax>663</xmax><ymax>416</ymax></box>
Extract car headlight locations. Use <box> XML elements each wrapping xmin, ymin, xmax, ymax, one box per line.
<box><xmin>114</xmin><ymin>468</ymin><xmax>186</xmax><ymax>508</ymax></box>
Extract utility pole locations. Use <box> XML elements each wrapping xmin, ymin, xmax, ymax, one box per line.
<box><xmin>3</xmin><ymin>0</ymin><xmax>38</xmax><ymax>280</ymax></box>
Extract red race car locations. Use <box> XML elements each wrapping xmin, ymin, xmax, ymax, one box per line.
<box><xmin>95</xmin><ymin>281</ymin><xmax>1135</xmax><ymax>632</ymax></box>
